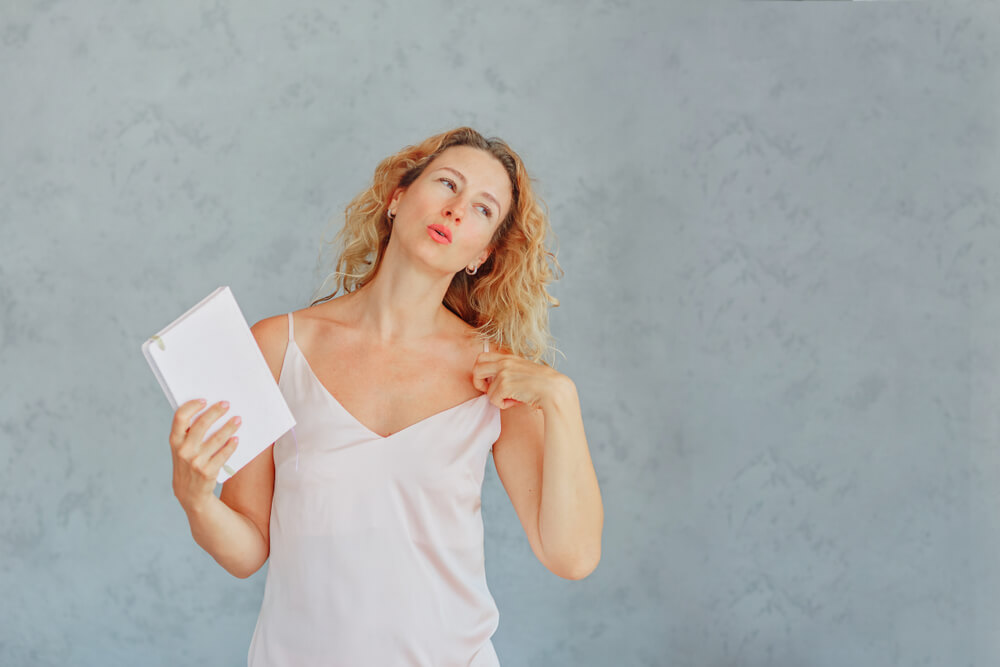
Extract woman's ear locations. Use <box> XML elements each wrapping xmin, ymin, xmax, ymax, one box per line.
<box><xmin>389</xmin><ymin>186</ymin><xmax>405</xmax><ymax>210</ymax></box>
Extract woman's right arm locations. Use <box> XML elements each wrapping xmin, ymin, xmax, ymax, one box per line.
<box><xmin>168</xmin><ymin>316</ymin><xmax>287</xmax><ymax>579</ymax></box>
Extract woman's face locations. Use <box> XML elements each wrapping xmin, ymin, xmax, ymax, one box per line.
<box><xmin>389</xmin><ymin>145</ymin><xmax>513</xmax><ymax>273</ymax></box>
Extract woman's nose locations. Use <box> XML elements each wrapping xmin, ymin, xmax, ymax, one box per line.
<box><xmin>443</xmin><ymin>200</ymin><xmax>469</xmax><ymax>222</ymax></box>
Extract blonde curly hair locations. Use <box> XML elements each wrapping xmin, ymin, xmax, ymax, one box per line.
<box><xmin>310</xmin><ymin>126</ymin><xmax>564</xmax><ymax>366</ymax></box>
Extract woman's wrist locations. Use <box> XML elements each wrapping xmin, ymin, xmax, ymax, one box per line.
<box><xmin>180</xmin><ymin>490</ymin><xmax>219</xmax><ymax>521</ymax></box>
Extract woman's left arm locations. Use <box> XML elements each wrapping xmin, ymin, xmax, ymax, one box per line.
<box><xmin>475</xmin><ymin>352</ymin><xmax>604</xmax><ymax>580</ymax></box>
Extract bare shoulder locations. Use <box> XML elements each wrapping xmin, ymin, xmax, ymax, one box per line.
<box><xmin>479</xmin><ymin>334</ymin><xmax>517</xmax><ymax>359</ymax></box>
<box><xmin>293</xmin><ymin>296</ymin><xmax>358</xmax><ymax>339</ymax></box>
<box><xmin>491</xmin><ymin>341</ymin><xmax>516</xmax><ymax>356</ymax></box>
<box><xmin>250</xmin><ymin>313</ymin><xmax>290</xmax><ymax>383</ymax></box>
<box><xmin>439</xmin><ymin>310</ymin><xmax>495</xmax><ymax>358</ymax></box>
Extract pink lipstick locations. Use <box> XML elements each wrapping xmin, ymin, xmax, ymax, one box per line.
<box><xmin>427</xmin><ymin>225</ymin><xmax>452</xmax><ymax>244</ymax></box>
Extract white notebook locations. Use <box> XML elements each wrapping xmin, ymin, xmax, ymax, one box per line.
<box><xmin>141</xmin><ymin>286</ymin><xmax>295</xmax><ymax>484</ymax></box>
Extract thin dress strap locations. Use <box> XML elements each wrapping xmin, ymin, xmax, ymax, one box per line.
<box><xmin>286</xmin><ymin>311</ymin><xmax>299</xmax><ymax>471</ymax></box>
<box><xmin>483</xmin><ymin>339</ymin><xmax>489</xmax><ymax>353</ymax></box>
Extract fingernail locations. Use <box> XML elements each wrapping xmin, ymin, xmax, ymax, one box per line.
<box><xmin>233</xmin><ymin>416</ymin><xmax>241</xmax><ymax>425</ymax></box>
<box><xmin>220</xmin><ymin>401</ymin><xmax>230</xmax><ymax>409</ymax></box>
<box><xmin>198</xmin><ymin>399</ymin><xmax>207</xmax><ymax>406</ymax></box>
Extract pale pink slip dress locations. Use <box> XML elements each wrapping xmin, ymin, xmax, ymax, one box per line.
<box><xmin>247</xmin><ymin>312</ymin><xmax>503</xmax><ymax>666</ymax></box>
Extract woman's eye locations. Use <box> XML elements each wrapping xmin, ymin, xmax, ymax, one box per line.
<box><xmin>440</xmin><ymin>178</ymin><xmax>490</xmax><ymax>218</ymax></box>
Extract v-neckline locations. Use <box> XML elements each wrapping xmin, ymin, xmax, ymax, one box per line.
<box><xmin>288</xmin><ymin>338</ymin><xmax>488</xmax><ymax>441</ymax></box>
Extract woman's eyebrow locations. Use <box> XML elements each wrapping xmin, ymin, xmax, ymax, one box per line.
<box><xmin>434</xmin><ymin>167</ymin><xmax>502</xmax><ymax>214</ymax></box>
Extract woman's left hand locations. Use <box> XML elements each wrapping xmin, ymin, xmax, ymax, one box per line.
<box><xmin>472</xmin><ymin>351</ymin><xmax>571</xmax><ymax>411</ymax></box>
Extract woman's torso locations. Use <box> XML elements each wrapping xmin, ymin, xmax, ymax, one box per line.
<box><xmin>247</xmin><ymin>304</ymin><xmax>503</xmax><ymax>666</ymax></box>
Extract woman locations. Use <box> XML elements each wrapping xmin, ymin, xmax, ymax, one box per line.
<box><xmin>167</xmin><ymin>126</ymin><xmax>604</xmax><ymax>666</ymax></box>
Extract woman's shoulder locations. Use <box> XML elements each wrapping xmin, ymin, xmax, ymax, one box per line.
<box><xmin>291</xmin><ymin>298</ymin><xmax>355</xmax><ymax>345</ymax></box>
<box><xmin>439</xmin><ymin>309</ymin><xmax>502</xmax><ymax>356</ymax></box>
<box><xmin>250</xmin><ymin>312</ymin><xmax>291</xmax><ymax>342</ymax></box>
<box><xmin>445</xmin><ymin>313</ymin><xmax>511</xmax><ymax>355</ymax></box>
<box><xmin>249</xmin><ymin>302</ymin><xmax>351</xmax><ymax>380</ymax></box>
<box><xmin>249</xmin><ymin>313</ymin><xmax>292</xmax><ymax>382</ymax></box>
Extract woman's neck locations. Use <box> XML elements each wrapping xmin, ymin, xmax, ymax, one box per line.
<box><xmin>345</xmin><ymin>261</ymin><xmax>457</xmax><ymax>345</ymax></box>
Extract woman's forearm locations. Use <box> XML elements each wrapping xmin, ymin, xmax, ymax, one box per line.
<box><xmin>184</xmin><ymin>495</ymin><xmax>269</xmax><ymax>579</ymax></box>
<box><xmin>537</xmin><ymin>380</ymin><xmax>604</xmax><ymax>578</ymax></box>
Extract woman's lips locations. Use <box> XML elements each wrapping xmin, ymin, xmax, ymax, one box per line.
<box><xmin>427</xmin><ymin>225</ymin><xmax>452</xmax><ymax>244</ymax></box>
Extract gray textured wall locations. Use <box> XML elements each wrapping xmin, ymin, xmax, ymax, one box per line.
<box><xmin>2</xmin><ymin>2</ymin><xmax>998</xmax><ymax>666</ymax></box>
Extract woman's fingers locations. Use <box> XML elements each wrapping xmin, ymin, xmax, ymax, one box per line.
<box><xmin>472</xmin><ymin>358</ymin><xmax>496</xmax><ymax>393</ymax></box>
<box><xmin>169</xmin><ymin>399</ymin><xmax>207</xmax><ymax>450</ymax></box>
<box><xmin>168</xmin><ymin>399</ymin><xmax>241</xmax><ymax>511</ymax></box>
<box><xmin>192</xmin><ymin>415</ymin><xmax>242</xmax><ymax>471</ymax></box>
<box><xmin>180</xmin><ymin>401</ymin><xmax>231</xmax><ymax>457</ymax></box>
<box><xmin>207</xmin><ymin>435</ymin><xmax>241</xmax><ymax>472</ymax></box>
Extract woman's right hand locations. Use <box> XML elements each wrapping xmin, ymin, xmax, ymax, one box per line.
<box><xmin>169</xmin><ymin>399</ymin><xmax>242</xmax><ymax>513</ymax></box>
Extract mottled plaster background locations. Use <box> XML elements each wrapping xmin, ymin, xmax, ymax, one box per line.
<box><xmin>2</xmin><ymin>2</ymin><xmax>998</xmax><ymax>666</ymax></box>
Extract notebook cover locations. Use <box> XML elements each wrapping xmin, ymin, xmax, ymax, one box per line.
<box><xmin>141</xmin><ymin>286</ymin><xmax>295</xmax><ymax>483</ymax></box>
